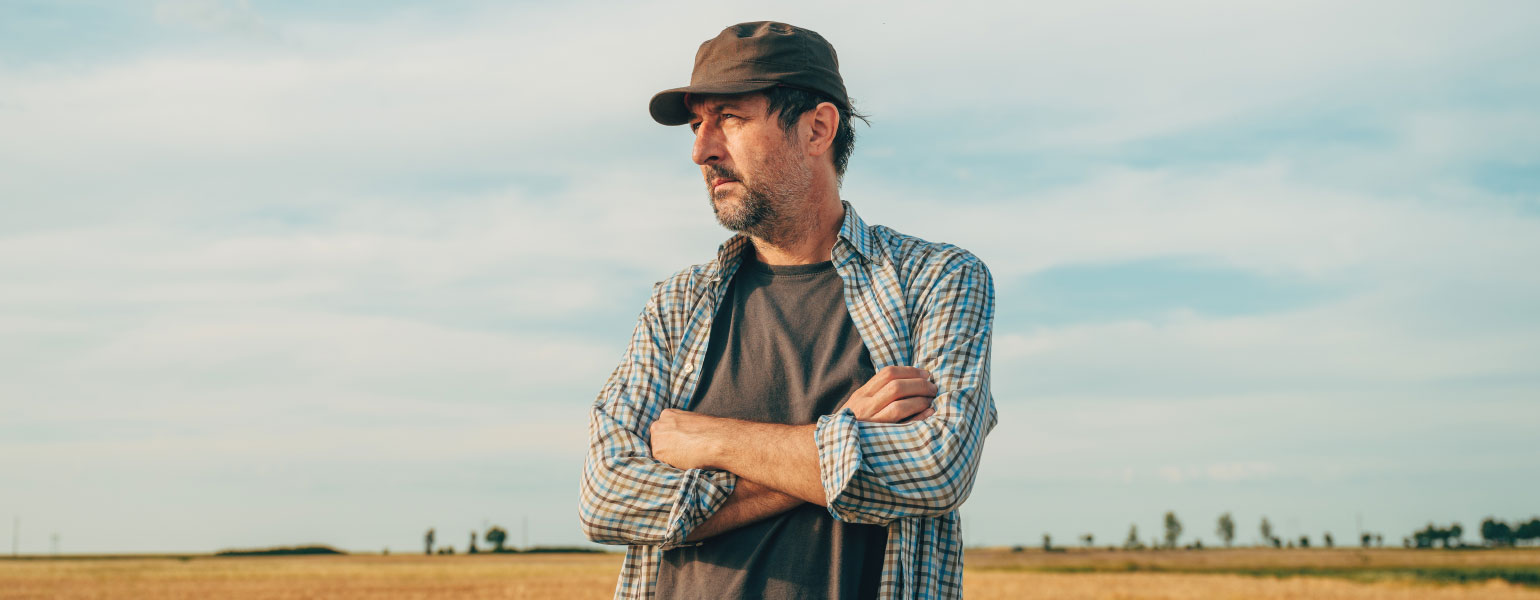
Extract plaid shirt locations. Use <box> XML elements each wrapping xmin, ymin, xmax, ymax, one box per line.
<box><xmin>579</xmin><ymin>199</ymin><xmax>998</xmax><ymax>599</ymax></box>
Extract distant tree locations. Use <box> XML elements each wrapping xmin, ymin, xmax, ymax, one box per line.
<box><xmin>1360</xmin><ymin>532</ymin><xmax>1373</xmax><ymax>548</ymax></box>
<box><xmin>1081</xmin><ymin>533</ymin><xmax>1094</xmax><ymax>548</ymax></box>
<box><xmin>1323</xmin><ymin>532</ymin><xmax>1333</xmax><ymax>548</ymax></box>
<box><xmin>1412</xmin><ymin>522</ymin><xmax>1465</xmax><ymax>549</ymax></box>
<box><xmin>1124</xmin><ymin>524</ymin><xmax>1143</xmax><ymax>550</ymax></box>
<box><xmin>425</xmin><ymin>528</ymin><xmax>435</xmax><ymax>556</ymax></box>
<box><xmin>1515</xmin><ymin>518</ymin><xmax>1540</xmax><ymax>546</ymax></box>
<box><xmin>1375</xmin><ymin>533</ymin><xmax>1384</xmax><ymax>547</ymax></box>
<box><xmin>486</xmin><ymin>525</ymin><xmax>509</xmax><ymax>552</ymax></box>
<box><xmin>1216</xmin><ymin>512</ymin><xmax>1235</xmax><ymax>548</ymax></box>
<box><xmin>1298</xmin><ymin>535</ymin><xmax>1310</xmax><ymax>549</ymax></box>
<box><xmin>1259</xmin><ymin>517</ymin><xmax>1275</xmax><ymax>548</ymax></box>
<box><xmin>1042</xmin><ymin>534</ymin><xmax>1052</xmax><ymax>551</ymax></box>
<box><xmin>1413</xmin><ymin>523</ymin><xmax>1435</xmax><ymax>548</ymax></box>
<box><xmin>1481</xmin><ymin>518</ymin><xmax>1514</xmax><ymax>547</ymax></box>
<box><xmin>1164</xmin><ymin>511</ymin><xmax>1183</xmax><ymax>549</ymax></box>
<box><xmin>468</xmin><ymin>531</ymin><xmax>479</xmax><ymax>554</ymax></box>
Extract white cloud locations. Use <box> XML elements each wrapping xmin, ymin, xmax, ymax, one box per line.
<box><xmin>862</xmin><ymin>161</ymin><xmax>1540</xmax><ymax>283</ymax></box>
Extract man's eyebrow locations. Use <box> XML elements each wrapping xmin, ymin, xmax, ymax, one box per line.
<box><xmin>691</xmin><ymin>101</ymin><xmax>745</xmax><ymax>115</ymax></box>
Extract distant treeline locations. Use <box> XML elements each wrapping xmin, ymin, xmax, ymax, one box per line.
<box><xmin>1025</xmin><ymin>512</ymin><xmax>1540</xmax><ymax>552</ymax></box>
<box><xmin>214</xmin><ymin>545</ymin><xmax>346</xmax><ymax>556</ymax></box>
<box><xmin>1402</xmin><ymin>517</ymin><xmax>1540</xmax><ymax>549</ymax></box>
<box><xmin>416</xmin><ymin>525</ymin><xmax>604</xmax><ymax>556</ymax></box>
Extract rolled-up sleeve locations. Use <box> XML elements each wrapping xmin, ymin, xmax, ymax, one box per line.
<box><xmin>578</xmin><ymin>283</ymin><xmax>738</xmax><ymax>549</ymax></box>
<box><xmin>814</xmin><ymin>255</ymin><xmax>998</xmax><ymax>525</ymax></box>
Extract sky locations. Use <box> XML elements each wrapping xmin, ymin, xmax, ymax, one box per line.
<box><xmin>2</xmin><ymin>0</ymin><xmax>1538</xmax><ymax>555</ymax></box>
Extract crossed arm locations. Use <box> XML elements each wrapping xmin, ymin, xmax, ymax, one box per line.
<box><xmin>579</xmin><ymin>256</ymin><xmax>996</xmax><ymax>547</ymax></box>
<box><xmin>653</xmin><ymin>369</ymin><xmax>939</xmax><ymax>541</ymax></box>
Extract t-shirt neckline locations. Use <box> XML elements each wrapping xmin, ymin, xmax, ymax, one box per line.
<box><xmin>742</xmin><ymin>251</ymin><xmax>835</xmax><ymax>277</ymax></box>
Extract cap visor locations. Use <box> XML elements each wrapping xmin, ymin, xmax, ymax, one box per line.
<box><xmin>649</xmin><ymin>80</ymin><xmax>779</xmax><ymax>125</ymax></box>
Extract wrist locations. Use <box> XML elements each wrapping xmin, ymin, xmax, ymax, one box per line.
<box><xmin>700</xmin><ymin>417</ymin><xmax>743</xmax><ymax>470</ymax></box>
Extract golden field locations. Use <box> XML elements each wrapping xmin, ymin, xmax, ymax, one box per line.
<box><xmin>2</xmin><ymin>548</ymin><xmax>1538</xmax><ymax>599</ymax></box>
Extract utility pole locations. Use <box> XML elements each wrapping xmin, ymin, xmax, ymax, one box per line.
<box><xmin>12</xmin><ymin>516</ymin><xmax>17</xmax><ymax>557</ymax></box>
<box><xmin>522</xmin><ymin>515</ymin><xmax>528</xmax><ymax>550</ymax></box>
<box><xmin>51</xmin><ymin>533</ymin><xmax>59</xmax><ymax>556</ymax></box>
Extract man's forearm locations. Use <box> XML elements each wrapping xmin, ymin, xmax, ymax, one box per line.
<box><xmin>707</xmin><ymin>421</ymin><xmax>826</xmax><ymax>505</ymax></box>
<box><xmin>649</xmin><ymin>410</ymin><xmax>831</xmax><ymax>506</ymax></box>
<box><xmin>684</xmin><ymin>478</ymin><xmax>804</xmax><ymax>542</ymax></box>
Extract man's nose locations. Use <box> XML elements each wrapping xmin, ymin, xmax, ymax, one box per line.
<box><xmin>691</xmin><ymin>124</ymin><xmax>724</xmax><ymax>166</ymax></box>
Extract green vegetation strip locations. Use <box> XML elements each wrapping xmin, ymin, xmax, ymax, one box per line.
<box><xmin>974</xmin><ymin>564</ymin><xmax>1540</xmax><ymax>588</ymax></box>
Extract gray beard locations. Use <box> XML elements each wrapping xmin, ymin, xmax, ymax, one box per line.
<box><xmin>711</xmin><ymin>185</ymin><xmax>774</xmax><ymax>232</ymax></box>
<box><xmin>706</xmin><ymin>156</ymin><xmax>813</xmax><ymax>248</ymax></box>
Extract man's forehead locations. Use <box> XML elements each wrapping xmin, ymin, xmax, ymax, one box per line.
<box><xmin>685</xmin><ymin>93</ymin><xmax>766</xmax><ymax>117</ymax></box>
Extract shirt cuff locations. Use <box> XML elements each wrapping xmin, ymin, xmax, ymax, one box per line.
<box><xmin>659</xmin><ymin>467</ymin><xmax>737</xmax><ymax>550</ymax></box>
<box><xmin>813</xmin><ymin>407</ymin><xmax>864</xmax><ymax>519</ymax></box>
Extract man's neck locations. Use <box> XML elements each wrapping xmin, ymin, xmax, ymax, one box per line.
<box><xmin>750</xmin><ymin>194</ymin><xmax>844</xmax><ymax>266</ymax></box>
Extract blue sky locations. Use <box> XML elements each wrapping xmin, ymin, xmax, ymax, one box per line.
<box><xmin>2</xmin><ymin>0</ymin><xmax>1538</xmax><ymax>554</ymax></box>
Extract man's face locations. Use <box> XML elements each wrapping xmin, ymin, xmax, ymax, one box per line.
<box><xmin>686</xmin><ymin>93</ymin><xmax>811</xmax><ymax>239</ymax></box>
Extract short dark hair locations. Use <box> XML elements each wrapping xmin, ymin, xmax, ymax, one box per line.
<box><xmin>762</xmin><ymin>85</ymin><xmax>870</xmax><ymax>184</ymax></box>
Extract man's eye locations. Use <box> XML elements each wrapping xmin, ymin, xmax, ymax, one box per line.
<box><xmin>721</xmin><ymin>113</ymin><xmax>739</xmax><ymax>121</ymax></box>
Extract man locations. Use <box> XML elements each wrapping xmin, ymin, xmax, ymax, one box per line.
<box><xmin>579</xmin><ymin>21</ymin><xmax>998</xmax><ymax>599</ymax></box>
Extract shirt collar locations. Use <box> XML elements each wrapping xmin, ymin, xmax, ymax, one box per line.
<box><xmin>708</xmin><ymin>199</ymin><xmax>884</xmax><ymax>281</ymax></box>
<box><xmin>834</xmin><ymin>199</ymin><xmax>885</xmax><ymax>266</ymax></box>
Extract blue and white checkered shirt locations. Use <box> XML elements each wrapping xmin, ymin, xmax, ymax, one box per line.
<box><xmin>580</xmin><ymin>199</ymin><xmax>998</xmax><ymax>599</ymax></box>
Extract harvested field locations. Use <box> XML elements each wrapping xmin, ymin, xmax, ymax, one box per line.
<box><xmin>2</xmin><ymin>549</ymin><xmax>1537</xmax><ymax>599</ymax></box>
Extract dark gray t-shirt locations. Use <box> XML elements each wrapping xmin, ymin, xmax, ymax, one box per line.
<box><xmin>654</xmin><ymin>251</ymin><xmax>887</xmax><ymax>600</ymax></box>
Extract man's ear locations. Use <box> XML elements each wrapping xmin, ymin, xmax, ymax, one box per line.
<box><xmin>804</xmin><ymin>101</ymin><xmax>840</xmax><ymax>159</ymax></box>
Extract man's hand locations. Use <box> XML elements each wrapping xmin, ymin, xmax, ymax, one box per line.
<box><xmin>650</xmin><ymin>408</ymin><xmax>728</xmax><ymax>471</ymax></box>
<box><xmin>844</xmin><ymin>366</ymin><xmax>938</xmax><ymax>423</ymax></box>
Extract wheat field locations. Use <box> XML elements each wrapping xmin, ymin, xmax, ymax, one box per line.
<box><xmin>2</xmin><ymin>549</ymin><xmax>1537</xmax><ymax>599</ymax></box>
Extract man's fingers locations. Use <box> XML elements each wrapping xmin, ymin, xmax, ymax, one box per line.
<box><xmin>879</xmin><ymin>378</ymin><xmax>938</xmax><ymax>404</ymax></box>
<box><xmin>869</xmin><ymin>396</ymin><xmax>933</xmax><ymax>423</ymax></box>
<box><xmin>866</xmin><ymin>366</ymin><xmax>930</xmax><ymax>391</ymax></box>
<box><xmin>882</xmin><ymin>365</ymin><xmax>930</xmax><ymax>379</ymax></box>
<box><xmin>845</xmin><ymin>366</ymin><xmax>936</xmax><ymax>421</ymax></box>
<box><xmin>902</xmin><ymin>407</ymin><xmax>936</xmax><ymax>423</ymax></box>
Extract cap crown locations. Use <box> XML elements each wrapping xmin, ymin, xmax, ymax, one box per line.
<box><xmin>649</xmin><ymin>21</ymin><xmax>848</xmax><ymax>125</ymax></box>
<box><xmin>692</xmin><ymin>22</ymin><xmax>846</xmax><ymax>103</ymax></box>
